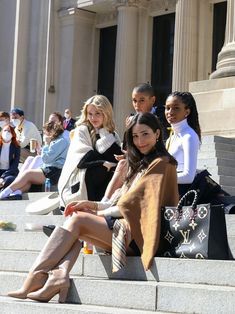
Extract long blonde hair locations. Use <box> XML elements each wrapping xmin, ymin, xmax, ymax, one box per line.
<box><xmin>76</xmin><ymin>95</ymin><xmax>115</xmax><ymax>146</ymax></box>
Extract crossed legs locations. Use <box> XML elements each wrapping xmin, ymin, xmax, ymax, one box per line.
<box><xmin>0</xmin><ymin>169</ymin><xmax>46</xmax><ymax>199</ymax></box>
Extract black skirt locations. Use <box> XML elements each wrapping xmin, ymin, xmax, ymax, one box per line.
<box><xmin>41</xmin><ymin>166</ymin><xmax>62</xmax><ymax>185</ymax></box>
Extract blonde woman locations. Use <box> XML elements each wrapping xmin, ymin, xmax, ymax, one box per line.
<box><xmin>58</xmin><ymin>95</ymin><xmax>122</xmax><ymax>207</ymax></box>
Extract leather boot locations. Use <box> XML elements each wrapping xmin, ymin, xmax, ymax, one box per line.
<box><xmin>27</xmin><ymin>240</ymin><xmax>82</xmax><ymax>303</ymax></box>
<box><xmin>8</xmin><ymin>226</ymin><xmax>77</xmax><ymax>299</ymax></box>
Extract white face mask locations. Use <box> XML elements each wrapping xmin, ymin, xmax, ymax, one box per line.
<box><xmin>2</xmin><ymin>131</ymin><xmax>12</xmax><ymax>142</ymax></box>
<box><xmin>11</xmin><ymin>119</ymin><xmax>21</xmax><ymax>127</ymax></box>
<box><xmin>64</xmin><ymin>113</ymin><xmax>70</xmax><ymax>119</ymax></box>
<box><xmin>0</xmin><ymin>120</ymin><xmax>8</xmax><ymax>128</ymax></box>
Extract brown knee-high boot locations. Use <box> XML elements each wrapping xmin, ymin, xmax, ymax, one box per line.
<box><xmin>7</xmin><ymin>226</ymin><xmax>78</xmax><ymax>299</ymax></box>
<box><xmin>27</xmin><ymin>240</ymin><xmax>82</xmax><ymax>303</ymax></box>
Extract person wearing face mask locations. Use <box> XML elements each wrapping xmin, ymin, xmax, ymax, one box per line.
<box><xmin>0</xmin><ymin>125</ymin><xmax>20</xmax><ymax>190</ymax></box>
<box><xmin>0</xmin><ymin>121</ymin><xmax>69</xmax><ymax>200</ymax></box>
<box><xmin>63</xmin><ymin>109</ymin><xmax>76</xmax><ymax>132</ymax></box>
<box><xmin>10</xmin><ymin>108</ymin><xmax>42</xmax><ymax>163</ymax></box>
<box><xmin>0</xmin><ymin>111</ymin><xmax>10</xmax><ymax>131</ymax></box>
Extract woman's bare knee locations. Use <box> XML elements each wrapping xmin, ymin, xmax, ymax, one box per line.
<box><xmin>63</xmin><ymin>212</ymin><xmax>90</xmax><ymax>235</ymax></box>
<box><xmin>63</xmin><ymin>211</ymin><xmax>112</xmax><ymax>245</ymax></box>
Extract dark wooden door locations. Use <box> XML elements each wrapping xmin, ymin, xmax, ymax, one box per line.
<box><xmin>97</xmin><ymin>26</ymin><xmax>117</xmax><ymax>104</ymax></box>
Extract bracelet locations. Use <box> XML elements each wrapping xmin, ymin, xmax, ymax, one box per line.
<box><xmin>93</xmin><ymin>202</ymin><xmax>98</xmax><ymax>212</ymax></box>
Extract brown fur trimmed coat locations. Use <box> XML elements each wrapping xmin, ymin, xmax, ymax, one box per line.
<box><xmin>117</xmin><ymin>157</ymin><xmax>179</xmax><ymax>270</ymax></box>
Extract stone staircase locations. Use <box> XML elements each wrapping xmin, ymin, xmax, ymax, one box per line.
<box><xmin>198</xmin><ymin>135</ymin><xmax>235</xmax><ymax>195</ymax></box>
<box><xmin>0</xmin><ymin>193</ymin><xmax>235</xmax><ymax>314</ymax></box>
<box><xmin>0</xmin><ymin>135</ymin><xmax>235</xmax><ymax>314</ymax></box>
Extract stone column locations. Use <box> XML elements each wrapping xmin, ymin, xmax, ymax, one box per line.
<box><xmin>172</xmin><ymin>0</ymin><xmax>198</xmax><ymax>91</ymax></box>
<box><xmin>11</xmin><ymin>0</ymin><xmax>31</xmax><ymax>108</ymax></box>
<box><xmin>11</xmin><ymin>0</ymin><xmax>50</xmax><ymax>128</ymax></box>
<box><xmin>57</xmin><ymin>7</ymin><xmax>95</xmax><ymax>116</ymax></box>
<box><xmin>113</xmin><ymin>0</ymin><xmax>139</xmax><ymax>136</ymax></box>
<box><xmin>137</xmin><ymin>0</ymin><xmax>150</xmax><ymax>82</ymax></box>
<box><xmin>210</xmin><ymin>0</ymin><xmax>235</xmax><ymax>79</ymax></box>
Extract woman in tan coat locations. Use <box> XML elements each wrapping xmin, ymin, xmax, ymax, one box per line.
<box><xmin>8</xmin><ymin>112</ymin><xmax>179</xmax><ymax>303</ymax></box>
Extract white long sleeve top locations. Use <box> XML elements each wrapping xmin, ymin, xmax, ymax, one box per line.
<box><xmin>15</xmin><ymin>119</ymin><xmax>42</xmax><ymax>148</ymax></box>
<box><xmin>166</xmin><ymin>119</ymin><xmax>200</xmax><ymax>184</ymax></box>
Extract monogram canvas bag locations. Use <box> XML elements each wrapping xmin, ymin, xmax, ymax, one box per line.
<box><xmin>158</xmin><ymin>190</ymin><xmax>229</xmax><ymax>260</ymax></box>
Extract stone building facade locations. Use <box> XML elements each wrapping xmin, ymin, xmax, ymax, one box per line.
<box><xmin>0</xmin><ymin>0</ymin><xmax>234</xmax><ymax>136</ymax></box>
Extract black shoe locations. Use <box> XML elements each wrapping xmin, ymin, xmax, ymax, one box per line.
<box><xmin>43</xmin><ymin>225</ymin><xmax>56</xmax><ymax>237</ymax></box>
<box><xmin>1</xmin><ymin>194</ymin><xmax>22</xmax><ymax>200</ymax></box>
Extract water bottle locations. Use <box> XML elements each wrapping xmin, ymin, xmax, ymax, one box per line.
<box><xmin>44</xmin><ymin>178</ymin><xmax>51</xmax><ymax>192</ymax></box>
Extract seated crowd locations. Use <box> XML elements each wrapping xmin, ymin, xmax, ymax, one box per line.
<box><xmin>0</xmin><ymin>84</ymin><xmax>232</xmax><ymax>303</ymax></box>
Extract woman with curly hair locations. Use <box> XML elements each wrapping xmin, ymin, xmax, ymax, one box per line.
<box><xmin>0</xmin><ymin>121</ymin><xmax>69</xmax><ymax>200</ymax></box>
<box><xmin>0</xmin><ymin>125</ymin><xmax>20</xmax><ymax>190</ymax></box>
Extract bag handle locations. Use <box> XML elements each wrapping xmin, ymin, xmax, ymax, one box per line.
<box><xmin>174</xmin><ymin>190</ymin><xmax>198</xmax><ymax>221</ymax></box>
<box><xmin>177</xmin><ymin>190</ymin><xmax>198</xmax><ymax>210</ymax></box>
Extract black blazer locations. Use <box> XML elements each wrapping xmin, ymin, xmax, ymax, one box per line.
<box><xmin>0</xmin><ymin>143</ymin><xmax>20</xmax><ymax>178</ymax></box>
<box><xmin>63</xmin><ymin>118</ymin><xmax>76</xmax><ymax>131</ymax></box>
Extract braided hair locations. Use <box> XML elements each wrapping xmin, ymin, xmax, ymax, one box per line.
<box><xmin>168</xmin><ymin>91</ymin><xmax>201</xmax><ymax>141</ymax></box>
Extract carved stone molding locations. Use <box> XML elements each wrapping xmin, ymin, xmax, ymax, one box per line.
<box><xmin>58</xmin><ymin>6</ymin><xmax>95</xmax><ymax>25</ymax></box>
<box><xmin>115</xmin><ymin>0</ymin><xmax>140</xmax><ymax>8</ymax></box>
<box><xmin>59</xmin><ymin>0</ymin><xmax>77</xmax><ymax>8</ymax></box>
<box><xmin>96</xmin><ymin>11</ymin><xmax>118</xmax><ymax>27</ymax></box>
<box><xmin>150</xmin><ymin>0</ymin><xmax>176</xmax><ymax>13</ymax></box>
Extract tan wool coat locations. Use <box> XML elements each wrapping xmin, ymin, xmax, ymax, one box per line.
<box><xmin>117</xmin><ymin>156</ymin><xmax>179</xmax><ymax>270</ymax></box>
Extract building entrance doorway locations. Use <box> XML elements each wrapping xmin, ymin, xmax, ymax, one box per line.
<box><xmin>212</xmin><ymin>1</ymin><xmax>227</xmax><ymax>72</ymax></box>
<box><xmin>97</xmin><ymin>26</ymin><xmax>117</xmax><ymax>104</ymax></box>
<box><xmin>151</xmin><ymin>13</ymin><xmax>175</xmax><ymax>107</ymax></box>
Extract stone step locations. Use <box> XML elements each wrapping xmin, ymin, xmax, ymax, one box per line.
<box><xmin>205</xmin><ymin>166</ymin><xmax>235</xmax><ymax>177</ymax></box>
<box><xmin>211</xmin><ymin>175</ymin><xmax>235</xmax><ymax>186</ymax></box>
<box><xmin>156</xmin><ymin>281</ymin><xmax>235</xmax><ymax>314</ymax></box>
<box><xmin>0</xmin><ymin>250</ymin><xmax>83</xmax><ymax>276</ymax></box>
<box><xmin>198</xmin><ymin>149</ymin><xmax>235</xmax><ymax>160</ymax></box>
<box><xmin>197</xmin><ymin>157</ymin><xmax>235</xmax><ymax>169</ymax></box>
<box><xmin>0</xmin><ymin>296</ymin><xmax>159</xmax><ymax>314</ymax></box>
<box><xmin>221</xmin><ymin>185</ymin><xmax>235</xmax><ymax>195</ymax></box>
<box><xmin>1</xmin><ymin>272</ymin><xmax>235</xmax><ymax>314</ymax></box>
<box><xmin>0</xmin><ymin>229</ymin><xmax>234</xmax><ymax>255</ymax></box>
<box><xmin>0</xmin><ymin>215</ymin><xmax>231</xmax><ymax>251</ymax></box>
<box><xmin>0</xmin><ymin>272</ymin><xmax>158</xmax><ymax>311</ymax></box>
<box><xmin>0</xmin><ymin>250</ymin><xmax>235</xmax><ymax>285</ymax></box>
<box><xmin>199</xmin><ymin>142</ymin><xmax>235</xmax><ymax>153</ymax></box>
<box><xmin>201</xmin><ymin>135</ymin><xmax>235</xmax><ymax>145</ymax></box>
<box><xmin>226</xmin><ymin>215</ymin><xmax>235</xmax><ymax>235</ymax></box>
<box><xmin>0</xmin><ymin>214</ymin><xmax>65</xmax><ymax>231</ymax></box>
<box><xmin>0</xmin><ymin>231</ymin><xmax>48</xmax><ymax>251</ymax></box>
<box><xmin>1</xmin><ymin>212</ymin><xmax>235</xmax><ymax>250</ymax></box>
<box><xmin>0</xmin><ymin>192</ymin><xmax>59</xmax><ymax>215</ymax></box>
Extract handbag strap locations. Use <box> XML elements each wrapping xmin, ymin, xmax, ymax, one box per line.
<box><xmin>177</xmin><ymin>190</ymin><xmax>198</xmax><ymax>210</ymax></box>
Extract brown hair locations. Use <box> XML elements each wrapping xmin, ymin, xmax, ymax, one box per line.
<box><xmin>0</xmin><ymin>111</ymin><xmax>10</xmax><ymax>119</ymax></box>
<box><xmin>42</xmin><ymin>121</ymin><xmax>64</xmax><ymax>140</ymax></box>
